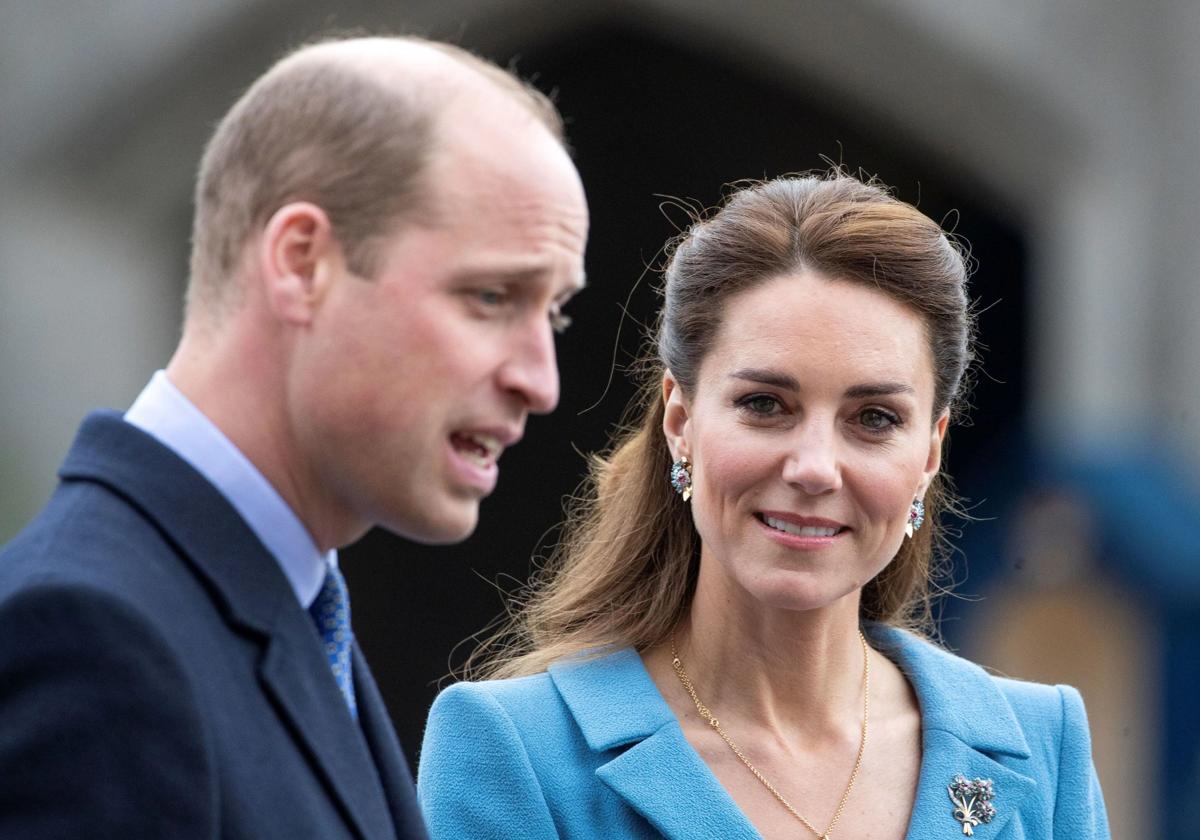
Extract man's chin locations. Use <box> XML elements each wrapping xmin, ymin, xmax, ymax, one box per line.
<box><xmin>385</xmin><ymin>503</ymin><xmax>479</xmax><ymax>546</ymax></box>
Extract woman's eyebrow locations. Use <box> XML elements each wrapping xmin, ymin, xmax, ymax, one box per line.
<box><xmin>844</xmin><ymin>382</ymin><xmax>915</xmax><ymax>398</ymax></box>
<box><xmin>728</xmin><ymin>368</ymin><xmax>800</xmax><ymax>391</ymax></box>
<box><xmin>728</xmin><ymin>369</ymin><xmax>915</xmax><ymax>399</ymax></box>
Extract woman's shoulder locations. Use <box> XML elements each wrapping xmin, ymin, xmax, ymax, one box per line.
<box><xmin>989</xmin><ymin>673</ymin><xmax>1092</xmax><ymax>744</ymax></box>
<box><xmin>989</xmin><ymin>670</ymin><xmax>1083</xmax><ymax>710</ymax></box>
<box><xmin>419</xmin><ymin>649</ymin><xmax>651</xmax><ymax>809</ymax></box>
<box><xmin>420</xmin><ymin>669</ymin><xmax>581</xmax><ymax>790</ymax></box>
<box><xmin>869</xmin><ymin>623</ymin><xmax>1091</xmax><ymax>744</ymax></box>
<box><xmin>426</xmin><ymin>669</ymin><xmax>562</xmax><ymax>731</ymax></box>
<box><xmin>418</xmin><ymin>648</ymin><xmax>681</xmax><ymax>838</ymax></box>
<box><xmin>426</xmin><ymin>646</ymin><xmax>648</xmax><ymax>733</ymax></box>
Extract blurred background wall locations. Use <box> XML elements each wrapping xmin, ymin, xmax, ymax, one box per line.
<box><xmin>3</xmin><ymin>1</ymin><xmax>1198</xmax><ymax>836</ymax></box>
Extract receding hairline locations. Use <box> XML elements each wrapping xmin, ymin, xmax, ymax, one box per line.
<box><xmin>184</xmin><ymin>33</ymin><xmax>568</xmax><ymax>323</ymax></box>
<box><xmin>270</xmin><ymin>35</ymin><xmax>563</xmax><ymax>140</ymax></box>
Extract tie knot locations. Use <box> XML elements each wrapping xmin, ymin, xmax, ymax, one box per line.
<box><xmin>309</xmin><ymin>564</ymin><xmax>357</xmax><ymax>719</ymax></box>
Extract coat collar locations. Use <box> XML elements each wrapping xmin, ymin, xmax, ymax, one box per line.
<box><xmin>59</xmin><ymin>411</ymin><xmax>291</xmax><ymax>637</ymax></box>
<box><xmin>550</xmin><ymin>648</ymin><xmax>759</xmax><ymax>839</ymax></box>
<box><xmin>549</xmin><ymin>625</ymin><xmax>1037</xmax><ymax>839</ymax></box>
<box><xmin>867</xmin><ymin>623</ymin><xmax>1038</xmax><ymax>838</ymax></box>
<box><xmin>59</xmin><ymin>411</ymin><xmax>397</xmax><ymax>840</ymax></box>
<box><xmin>866</xmin><ymin>623</ymin><xmax>1031</xmax><ymax>758</ymax></box>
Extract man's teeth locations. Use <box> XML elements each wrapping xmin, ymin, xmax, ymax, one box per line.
<box><xmin>460</xmin><ymin>449</ymin><xmax>491</xmax><ymax>468</ymax></box>
<box><xmin>762</xmin><ymin>515</ymin><xmax>839</xmax><ymax>537</ymax></box>
<box><xmin>467</xmin><ymin>433</ymin><xmax>501</xmax><ymax>455</ymax></box>
<box><xmin>456</xmin><ymin>433</ymin><xmax>501</xmax><ymax>467</ymax></box>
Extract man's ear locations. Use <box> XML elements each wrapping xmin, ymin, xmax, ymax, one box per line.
<box><xmin>662</xmin><ymin>370</ymin><xmax>693</xmax><ymax>462</ymax></box>
<box><xmin>258</xmin><ymin>201</ymin><xmax>339</xmax><ymax>325</ymax></box>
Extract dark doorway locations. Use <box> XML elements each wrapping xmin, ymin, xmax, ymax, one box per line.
<box><xmin>342</xmin><ymin>22</ymin><xmax>1028</xmax><ymax>768</ymax></box>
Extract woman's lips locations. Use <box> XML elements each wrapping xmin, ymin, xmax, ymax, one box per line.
<box><xmin>755</xmin><ymin>512</ymin><xmax>849</xmax><ymax>546</ymax></box>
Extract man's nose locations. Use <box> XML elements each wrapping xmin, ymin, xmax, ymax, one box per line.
<box><xmin>499</xmin><ymin>321</ymin><xmax>560</xmax><ymax>414</ymax></box>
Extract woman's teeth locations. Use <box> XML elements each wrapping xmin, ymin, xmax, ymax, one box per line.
<box><xmin>762</xmin><ymin>515</ymin><xmax>839</xmax><ymax>537</ymax></box>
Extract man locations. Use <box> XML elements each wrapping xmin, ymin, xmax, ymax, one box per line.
<box><xmin>0</xmin><ymin>35</ymin><xmax>588</xmax><ymax>839</ymax></box>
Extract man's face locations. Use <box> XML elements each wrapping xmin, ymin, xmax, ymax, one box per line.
<box><xmin>294</xmin><ymin>106</ymin><xmax>588</xmax><ymax>545</ymax></box>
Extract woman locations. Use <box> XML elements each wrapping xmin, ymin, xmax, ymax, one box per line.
<box><xmin>418</xmin><ymin>174</ymin><xmax>1109</xmax><ymax>839</ymax></box>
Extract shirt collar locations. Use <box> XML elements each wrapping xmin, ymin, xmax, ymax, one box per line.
<box><xmin>124</xmin><ymin>370</ymin><xmax>332</xmax><ymax>607</ymax></box>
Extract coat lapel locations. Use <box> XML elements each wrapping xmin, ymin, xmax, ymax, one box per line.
<box><xmin>596</xmin><ymin>726</ymin><xmax>763</xmax><ymax>840</ymax></box>
<box><xmin>60</xmin><ymin>412</ymin><xmax>396</xmax><ymax>840</ymax></box>
<box><xmin>549</xmin><ymin>631</ymin><xmax>1042</xmax><ymax>840</ymax></box>
<box><xmin>258</xmin><ymin>619</ymin><xmax>396</xmax><ymax>840</ymax></box>
<box><xmin>907</xmin><ymin>731</ymin><xmax>1036</xmax><ymax>839</ymax></box>
<box><xmin>867</xmin><ymin>624</ymin><xmax>1037</xmax><ymax>839</ymax></box>
<box><xmin>550</xmin><ymin>649</ymin><xmax>762</xmax><ymax>840</ymax></box>
<box><xmin>354</xmin><ymin>646</ymin><xmax>428</xmax><ymax>839</ymax></box>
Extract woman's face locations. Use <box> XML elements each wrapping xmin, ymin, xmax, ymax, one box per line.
<box><xmin>663</xmin><ymin>270</ymin><xmax>948</xmax><ymax>614</ymax></box>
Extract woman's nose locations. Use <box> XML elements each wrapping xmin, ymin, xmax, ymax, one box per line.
<box><xmin>780</xmin><ymin>420</ymin><xmax>843</xmax><ymax>495</ymax></box>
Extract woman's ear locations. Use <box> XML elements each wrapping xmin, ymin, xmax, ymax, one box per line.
<box><xmin>919</xmin><ymin>408</ymin><xmax>951</xmax><ymax>494</ymax></box>
<box><xmin>662</xmin><ymin>370</ymin><xmax>692</xmax><ymax>462</ymax></box>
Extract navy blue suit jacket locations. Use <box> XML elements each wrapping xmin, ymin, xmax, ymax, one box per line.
<box><xmin>419</xmin><ymin>624</ymin><xmax>1109</xmax><ymax>839</ymax></box>
<box><xmin>0</xmin><ymin>412</ymin><xmax>428</xmax><ymax>839</ymax></box>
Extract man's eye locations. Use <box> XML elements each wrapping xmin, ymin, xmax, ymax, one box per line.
<box><xmin>476</xmin><ymin>289</ymin><xmax>507</xmax><ymax>306</ymax></box>
<box><xmin>550</xmin><ymin>310</ymin><xmax>573</xmax><ymax>334</ymax></box>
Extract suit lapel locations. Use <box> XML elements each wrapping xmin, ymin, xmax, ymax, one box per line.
<box><xmin>867</xmin><ymin>625</ymin><xmax>1037</xmax><ymax>839</ymax></box>
<box><xmin>550</xmin><ymin>649</ymin><xmax>761</xmax><ymax>840</ymax></box>
<box><xmin>258</xmin><ymin>614</ymin><xmax>396</xmax><ymax>840</ymax></box>
<box><xmin>61</xmin><ymin>412</ymin><xmax>395</xmax><ymax>840</ymax></box>
<box><xmin>353</xmin><ymin>646</ymin><xmax>427</xmax><ymax>839</ymax></box>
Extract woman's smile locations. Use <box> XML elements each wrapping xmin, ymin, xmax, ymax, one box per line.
<box><xmin>755</xmin><ymin>512</ymin><xmax>849</xmax><ymax>548</ymax></box>
<box><xmin>666</xmin><ymin>268</ymin><xmax>946</xmax><ymax>613</ymax></box>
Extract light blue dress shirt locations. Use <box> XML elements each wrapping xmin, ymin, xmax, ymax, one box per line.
<box><xmin>125</xmin><ymin>370</ymin><xmax>333</xmax><ymax>608</ymax></box>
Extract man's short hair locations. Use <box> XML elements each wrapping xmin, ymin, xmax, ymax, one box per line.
<box><xmin>187</xmin><ymin>35</ymin><xmax>564</xmax><ymax>318</ymax></box>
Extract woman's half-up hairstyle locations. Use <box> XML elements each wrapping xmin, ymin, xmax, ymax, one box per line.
<box><xmin>470</xmin><ymin>172</ymin><xmax>974</xmax><ymax>679</ymax></box>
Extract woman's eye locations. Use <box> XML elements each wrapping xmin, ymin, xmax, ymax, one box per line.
<box><xmin>859</xmin><ymin>407</ymin><xmax>901</xmax><ymax>431</ymax></box>
<box><xmin>739</xmin><ymin>394</ymin><xmax>781</xmax><ymax>416</ymax></box>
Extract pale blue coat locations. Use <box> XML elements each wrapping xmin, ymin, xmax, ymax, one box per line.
<box><xmin>418</xmin><ymin>623</ymin><xmax>1109</xmax><ymax>839</ymax></box>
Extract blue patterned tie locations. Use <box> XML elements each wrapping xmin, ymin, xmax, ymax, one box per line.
<box><xmin>309</xmin><ymin>563</ymin><xmax>357</xmax><ymax>719</ymax></box>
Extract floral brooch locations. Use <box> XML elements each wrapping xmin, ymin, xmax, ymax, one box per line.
<box><xmin>947</xmin><ymin>775</ymin><xmax>996</xmax><ymax>835</ymax></box>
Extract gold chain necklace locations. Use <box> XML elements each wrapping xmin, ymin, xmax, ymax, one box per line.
<box><xmin>670</xmin><ymin>630</ymin><xmax>870</xmax><ymax>840</ymax></box>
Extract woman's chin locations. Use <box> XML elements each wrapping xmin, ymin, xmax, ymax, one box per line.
<box><xmin>741</xmin><ymin>576</ymin><xmax>862</xmax><ymax>615</ymax></box>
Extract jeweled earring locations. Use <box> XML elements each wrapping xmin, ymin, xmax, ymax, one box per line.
<box><xmin>670</xmin><ymin>457</ymin><xmax>693</xmax><ymax>502</ymax></box>
<box><xmin>905</xmin><ymin>498</ymin><xmax>926</xmax><ymax>538</ymax></box>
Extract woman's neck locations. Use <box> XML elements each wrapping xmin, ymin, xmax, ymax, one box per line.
<box><xmin>671</xmin><ymin>562</ymin><xmax>869</xmax><ymax>740</ymax></box>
